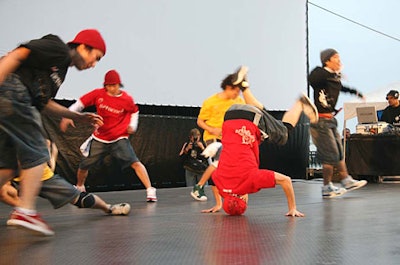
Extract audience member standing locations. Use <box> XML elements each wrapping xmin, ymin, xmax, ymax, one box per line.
<box><xmin>179</xmin><ymin>128</ymin><xmax>208</xmax><ymax>191</ymax></box>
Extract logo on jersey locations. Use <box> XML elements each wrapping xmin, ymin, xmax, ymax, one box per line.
<box><xmin>50</xmin><ymin>66</ymin><xmax>62</xmax><ymax>88</ymax></box>
<box><xmin>235</xmin><ymin>126</ymin><xmax>255</xmax><ymax>146</ymax></box>
<box><xmin>319</xmin><ymin>90</ymin><xmax>329</xmax><ymax>108</ymax></box>
<box><xmin>98</xmin><ymin>102</ymin><xmax>124</xmax><ymax>114</ymax></box>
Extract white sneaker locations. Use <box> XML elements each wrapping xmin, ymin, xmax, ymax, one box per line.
<box><xmin>322</xmin><ymin>182</ymin><xmax>347</xmax><ymax>198</ymax></box>
<box><xmin>299</xmin><ymin>93</ymin><xmax>318</xmax><ymax>123</ymax></box>
<box><xmin>342</xmin><ymin>177</ymin><xmax>368</xmax><ymax>191</ymax></box>
<box><xmin>110</xmin><ymin>203</ymin><xmax>131</xmax><ymax>215</ymax></box>
<box><xmin>146</xmin><ymin>187</ymin><xmax>157</xmax><ymax>202</ymax></box>
<box><xmin>232</xmin><ymin>65</ymin><xmax>248</xmax><ymax>85</ymax></box>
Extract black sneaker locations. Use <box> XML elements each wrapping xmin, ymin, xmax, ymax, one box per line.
<box><xmin>190</xmin><ymin>185</ymin><xmax>207</xmax><ymax>201</ymax></box>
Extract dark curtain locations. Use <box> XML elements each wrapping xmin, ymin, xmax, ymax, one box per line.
<box><xmin>43</xmin><ymin>100</ymin><xmax>309</xmax><ymax>192</ymax></box>
<box><xmin>260</xmin><ymin>112</ymin><xmax>309</xmax><ymax>179</ymax></box>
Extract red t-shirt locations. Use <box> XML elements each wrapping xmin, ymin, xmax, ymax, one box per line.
<box><xmin>212</xmin><ymin>119</ymin><xmax>276</xmax><ymax>196</ymax></box>
<box><xmin>80</xmin><ymin>88</ymin><xmax>138</xmax><ymax>142</ymax></box>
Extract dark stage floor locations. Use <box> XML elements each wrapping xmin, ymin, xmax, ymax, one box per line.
<box><xmin>0</xmin><ymin>180</ymin><xmax>399</xmax><ymax>265</ymax></box>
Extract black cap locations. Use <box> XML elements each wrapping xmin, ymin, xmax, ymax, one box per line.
<box><xmin>320</xmin><ymin>48</ymin><xmax>338</xmax><ymax>65</ymax></box>
<box><xmin>386</xmin><ymin>90</ymin><xmax>399</xmax><ymax>100</ymax></box>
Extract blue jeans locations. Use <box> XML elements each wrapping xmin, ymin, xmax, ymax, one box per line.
<box><xmin>79</xmin><ymin>138</ymin><xmax>139</xmax><ymax>170</ymax></box>
<box><xmin>185</xmin><ymin>169</ymin><xmax>203</xmax><ymax>187</ymax></box>
<box><xmin>0</xmin><ymin>74</ymin><xmax>49</xmax><ymax>169</ymax></box>
<box><xmin>310</xmin><ymin>117</ymin><xmax>343</xmax><ymax>165</ymax></box>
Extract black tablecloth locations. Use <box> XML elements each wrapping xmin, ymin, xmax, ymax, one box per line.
<box><xmin>346</xmin><ymin>134</ymin><xmax>400</xmax><ymax>176</ymax></box>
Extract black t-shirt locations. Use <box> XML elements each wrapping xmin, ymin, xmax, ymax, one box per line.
<box><xmin>308</xmin><ymin>67</ymin><xmax>357</xmax><ymax>114</ymax></box>
<box><xmin>181</xmin><ymin>142</ymin><xmax>208</xmax><ymax>172</ymax></box>
<box><xmin>380</xmin><ymin>105</ymin><xmax>400</xmax><ymax>124</ymax></box>
<box><xmin>15</xmin><ymin>34</ymin><xmax>71</xmax><ymax>110</ymax></box>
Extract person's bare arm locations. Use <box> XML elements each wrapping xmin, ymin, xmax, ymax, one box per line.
<box><xmin>42</xmin><ymin>100</ymin><xmax>104</xmax><ymax>132</ymax></box>
<box><xmin>46</xmin><ymin>140</ymin><xmax>58</xmax><ymax>172</ymax></box>
<box><xmin>274</xmin><ymin>172</ymin><xmax>305</xmax><ymax>217</ymax></box>
<box><xmin>201</xmin><ymin>186</ymin><xmax>223</xmax><ymax>213</ymax></box>
<box><xmin>197</xmin><ymin>118</ymin><xmax>221</xmax><ymax>138</ymax></box>
<box><xmin>0</xmin><ymin>47</ymin><xmax>30</xmax><ymax>85</ymax></box>
<box><xmin>241</xmin><ymin>88</ymin><xmax>264</xmax><ymax>110</ymax></box>
<box><xmin>179</xmin><ymin>143</ymin><xmax>189</xmax><ymax>156</ymax></box>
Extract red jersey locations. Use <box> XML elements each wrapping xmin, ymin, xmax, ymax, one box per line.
<box><xmin>212</xmin><ymin>119</ymin><xmax>276</xmax><ymax>196</ymax></box>
<box><xmin>80</xmin><ymin>88</ymin><xmax>138</xmax><ymax>142</ymax></box>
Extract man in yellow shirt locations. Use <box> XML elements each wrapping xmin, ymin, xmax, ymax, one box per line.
<box><xmin>197</xmin><ymin>66</ymin><xmax>246</xmax><ymax>145</ymax></box>
<box><xmin>192</xmin><ymin>66</ymin><xmax>246</xmax><ymax>202</ymax></box>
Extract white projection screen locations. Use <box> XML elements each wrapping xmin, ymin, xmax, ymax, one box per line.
<box><xmin>0</xmin><ymin>0</ymin><xmax>307</xmax><ymax>110</ymax></box>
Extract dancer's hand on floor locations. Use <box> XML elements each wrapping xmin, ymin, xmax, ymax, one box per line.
<box><xmin>285</xmin><ymin>209</ymin><xmax>305</xmax><ymax>217</ymax></box>
<box><xmin>201</xmin><ymin>205</ymin><xmax>221</xmax><ymax>213</ymax></box>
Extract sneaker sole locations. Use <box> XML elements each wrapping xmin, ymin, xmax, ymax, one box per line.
<box><xmin>232</xmin><ymin>66</ymin><xmax>248</xmax><ymax>85</ymax></box>
<box><xmin>301</xmin><ymin>92</ymin><xmax>319</xmax><ymax>123</ymax></box>
<box><xmin>345</xmin><ymin>180</ymin><xmax>368</xmax><ymax>192</ymax></box>
<box><xmin>7</xmin><ymin>219</ymin><xmax>55</xmax><ymax>236</ymax></box>
<box><xmin>322</xmin><ymin>190</ymin><xmax>347</xmax><ymax>199</ymax></box>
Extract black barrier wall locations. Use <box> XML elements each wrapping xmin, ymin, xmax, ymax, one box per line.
<box><xmin>43</xmin><ymin>100</ymin><xmax>310</xmax><ymax>192</ymax></box>
<box><xmin>260</xmin><ymin>112</ymin><xmax>310</xmax><ymax>179</ymax></box>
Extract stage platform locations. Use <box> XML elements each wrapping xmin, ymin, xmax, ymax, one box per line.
<box><xmin>0</xmin><ymin>180</ymin><xmax>399</xmax><ymax>265</ymax></box>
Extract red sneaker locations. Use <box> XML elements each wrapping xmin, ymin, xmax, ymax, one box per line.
<box><xmin>7</xmin><ymin>209</ymin><xmax>55</xmax><ymax>236</ymax></box>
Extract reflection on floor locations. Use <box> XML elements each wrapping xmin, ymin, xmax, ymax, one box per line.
<box><xmin>0</xmin><ymin>181</ymin><xmax>399</xmax><ymax>265</ymax></box>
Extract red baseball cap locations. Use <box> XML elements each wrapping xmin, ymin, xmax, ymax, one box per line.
<box><xmin>223</xmin><ymin>195</ymin><xmax>247</xmax><ymax>216</ymax></box>
<box><xmin>69</xmin><ymin>29</ymin><xmax>106</xmax><ymax>55</ymax></box>
<box><xmin>104</xmin><ymin>70</ymin><xmax>123</xmax><ymax>87</ymax></box>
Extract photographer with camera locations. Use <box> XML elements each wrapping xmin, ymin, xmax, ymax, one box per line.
<box><xmin>179</xmin><ymin>128</ymin><xmax>208</xmax><ymax>194</ymax></box>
